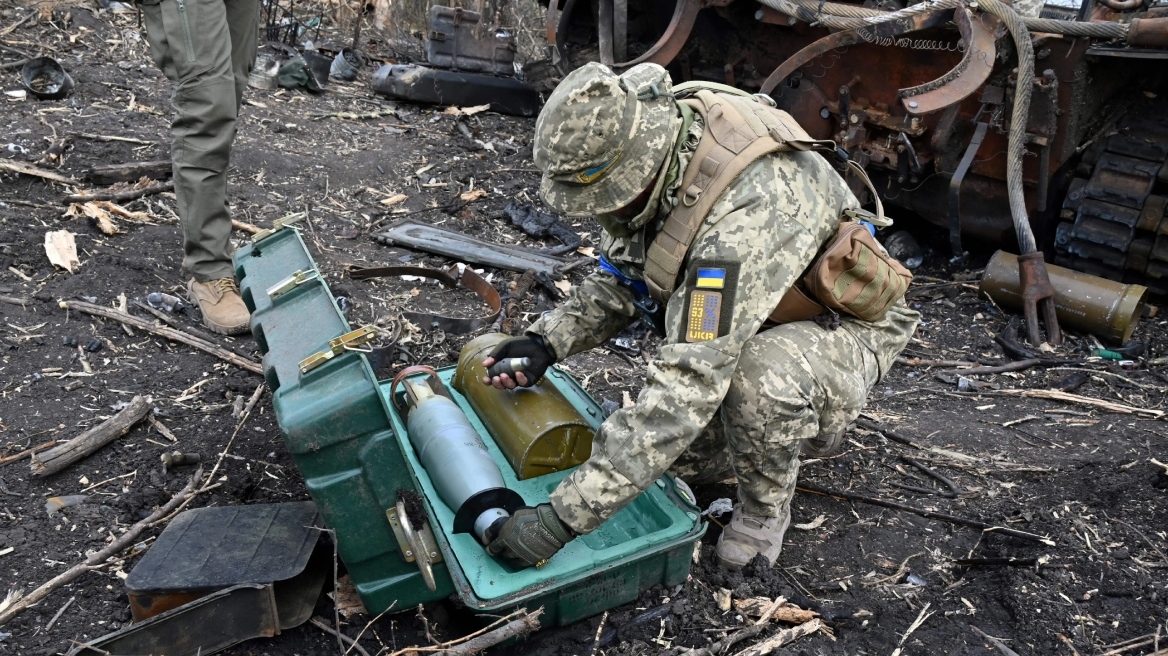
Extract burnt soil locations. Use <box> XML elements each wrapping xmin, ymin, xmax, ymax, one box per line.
<box><xmin>1</xmin><ymin>6</ymin><xmax>1166</xmax><ymax>656</ymax></box>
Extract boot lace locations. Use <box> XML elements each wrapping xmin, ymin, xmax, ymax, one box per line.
<box><xmin>211</xmin><ymin>278</ymin><xmax>240</xmax><ymax>295</ymax></box>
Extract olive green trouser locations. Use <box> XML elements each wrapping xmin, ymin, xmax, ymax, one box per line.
<box><xmin>671</xmin><ymin>303</ymin><xmax>919</xmax><ymax>518</ymax></box>
<box><xmin>140</xmin><ymin>0</ymin><xmax>258</xmax><ymax>282</ymax></box>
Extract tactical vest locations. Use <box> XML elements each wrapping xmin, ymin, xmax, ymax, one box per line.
<box><xmin>642</xmin><ymin>87</ymin><xmax>911</xmax><ymax>324</ymax></box>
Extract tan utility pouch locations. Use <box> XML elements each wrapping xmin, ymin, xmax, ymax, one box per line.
<box><xmin>769</xmin><ymin>222</ymin><xmax>913</xmax><ymax>324</ymax></box>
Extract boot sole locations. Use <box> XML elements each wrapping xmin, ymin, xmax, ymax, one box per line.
<box><xmin>202</xmin><ymin>317</ymin><xmax>250</xmax><ymax>336</ymax></box>
<box><xmin>714</xmin><ymin>510</ymin><xmax>792</xmax><ymax>572</ymax></box>
<box><xmin>185</xmin><ymin>284</ymin><xmax>251</xmax><ymax>336</ymax></box>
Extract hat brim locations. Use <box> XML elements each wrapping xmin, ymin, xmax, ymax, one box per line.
<box><xmin>539</xmin><ymin>101</ymin><xmax>680</xmax><ymax>217</ymax></box>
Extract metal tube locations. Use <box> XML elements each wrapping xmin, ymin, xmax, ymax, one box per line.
<box><xmin>980</xmin><ymin>251</ymin><xmax>1148</xmax><ymax>344</ymax></box>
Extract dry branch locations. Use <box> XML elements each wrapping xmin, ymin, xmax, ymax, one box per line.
<box><xmin>797</xmin><ymin>483</ymin><xmax>1055</xmax><ymax>544</ymax></box>
<box><xmin>997</xmin><ymin>388</ymin><xmax>1164</xmax><ymax>418</ymax></box>
<box><xmin>729</xmin><ymin>619</ymin><xmax>824</xmax><ymax>656</ymax></box>
<box><xmin>232</xmin><ymin>219</ymin><xmax>261</xmax><ymax>234</ymax></box>
<box><xmin>735</xmin><ymin>598</ymin><xmax>819</xmax><ymax>624</ymax></box>
<box><xmin>64</xmin><ymin>180</ymin><xmax>174</xmax><ymax>204</ymax></box>
<box><xmin>444</xmin><ymin>609</ymin><xmax>543</xmax><ymax>655</ymax></box>
<box><xmin>0</xmin><ymin>160</ymin><xmax>77</xmax><ymax>185</ymax></box>
<box><xmin>0</xmin><ymin>439</ymin><xmax>57</xmax><ymax>465</ymax></box>
<box><xmin>31</xmin><ymin>396</ymin><xmax>152</xmax><ymax>476</ymax></box>
<box><xmin>60</xmin><ymin>300</ymin><xmax>261</xmax><ymax>374</ymax></box>
<box><xmin>0</xmin><ymin>468</ymin><xmax>203</xmax><ymax>625</ymax></box>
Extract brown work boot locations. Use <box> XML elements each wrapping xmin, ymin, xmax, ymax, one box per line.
<box><xmin>187</xmin><ymin>278</ymin><xmax>250</xmax><ymax>335</ymax></box>
<box><xmin>715</xmin><ymin>505</ymin><xmax>791</xmax><ymax>571</ymax></box>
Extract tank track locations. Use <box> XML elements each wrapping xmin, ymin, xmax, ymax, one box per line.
<box><xmin>1055</xmin><ymin>100</ymin><xmax>1168</xmax><ymax>297</ymax></box>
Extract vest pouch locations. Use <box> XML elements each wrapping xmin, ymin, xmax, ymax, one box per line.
<box><xmin>802</xmin><ymin>222</ymin><xmax>912</xmax><ymax>323</ymax></box>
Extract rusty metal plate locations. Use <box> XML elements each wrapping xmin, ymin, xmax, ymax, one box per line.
<box><xmin>900</xmin><ymin>9</ymin><xmax>999</xmax><ymax>115</ymax></box>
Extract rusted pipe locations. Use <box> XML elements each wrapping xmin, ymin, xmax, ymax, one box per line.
<box><xmin>1127</xmin><ymin>17</ymin><xmax>1168</xmax><ymax>46</ymax></box>
<box><xmin>1096</xmin><ymin>0</ymin><xmax>1144</xmax><ymax>11</ymax></box>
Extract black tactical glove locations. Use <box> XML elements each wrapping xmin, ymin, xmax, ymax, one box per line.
<box><xmin>481</xmin><ymin>335</ymin><xmax>556</xmax><ymax>388</ymax></box>
<box><xmin>485</xmin><ymin>504</ymin><xmax>574</xmax><ymax>568</ymax></box>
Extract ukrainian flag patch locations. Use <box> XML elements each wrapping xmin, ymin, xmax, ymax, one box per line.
<box><xmin>695</xmin><ymin>268</ymin><xmax>726</xmax><ymax>289</ymax></box>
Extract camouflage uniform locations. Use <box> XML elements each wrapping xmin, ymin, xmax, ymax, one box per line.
<box><xmin>528</xmin><ymin>65</ymin><xmax>920</xmax><ymax>536</ymax></box>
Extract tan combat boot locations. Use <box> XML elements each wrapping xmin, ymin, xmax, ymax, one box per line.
<box><xmin>187</xmin><ymin>278</ymin><xmax>250</xmax><ymax>335</ymax></box>
<box><xmin>715</xmin><ymin>505</ymin><xmax>791</xmax><ymax>571</ymax></box>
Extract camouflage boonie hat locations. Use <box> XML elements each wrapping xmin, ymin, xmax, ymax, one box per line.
<box><xmin>534</xmin><ymin>62</ymin><xmax>680</xmax><ymax>217</ymax></box>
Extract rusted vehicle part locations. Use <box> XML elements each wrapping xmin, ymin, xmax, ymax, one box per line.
<box><xmin>615</xmin><ymin>0</ymin><xmax>704</xmax><ymax>69</ymax></box>
<box><xmin>1097</xmin><ymin>0</ymin><xmax>1144</xmax><ymax>12</ymax></box>
<box><xmin>973</xmin><ymin>0</ymin><xmax>1061</xmax><ymax>345</ymax></box>
<box><xmin>1016</xmin><ymin>251</ymin><xmax>1062</xmax><ymax>346</ymax></box>
<box><xmin>68</xmin><ymin>584</ymin><xmax>282</xmax><ymax>656</ymax></box>
<box><xmin>546</xmin><ymin>0</ymin><xmax>1168</xmax><ymax>303</ymax></box>
<box><xmin>348</xmin><ymin>264</ymin><xmax>503</xmax><ymax>334</ymax></box>
<box><xmin>1055</xmin><ymin>102</ymin><xmax>1168</xmax><ymax>296</ymax></box>
<box><xmin>759</xmin><ymin>8</ymin><xmax>955</xmax><ymax>96</ymax></box>
<box><xmin>1126</xmin><ymin>16</ymin><xmax>1168</xmax><ymax>46</ymax></box>
<box><xmin>899</xmin><ymin>9</ymin><xmax>998</xmax><ymax>115</ymax></box>
<box><xmin>981</xmin><ymin>250</ymin><xmax>1149</xmax><ymax>344</ymax></box>
<box><xmin>426</xmin><ymin>6</ymin><xmax>518</xmax><ymax>77</ymax></box>
<box><xmin>948</xmin><ymin>122</ymin><xmax>990</xmax><ymax>259</ymax></box>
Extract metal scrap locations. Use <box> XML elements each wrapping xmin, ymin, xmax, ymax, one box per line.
<box><xmin>350</xmin><ymin>264</ymin><xmax>502</xmax><ymax>333</ymax></box>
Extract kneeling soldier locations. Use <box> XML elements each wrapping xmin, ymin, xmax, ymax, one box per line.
<box><xmin>482</xmin><ymin>62</ymin><xmax>920</xmax><ymax>571</ymax></box>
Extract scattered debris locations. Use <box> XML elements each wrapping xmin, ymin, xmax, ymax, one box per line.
<box><xmin>372</xmin><ymin>64</ymin><xmax>541</xmax><ymax>117</ymax></box>
<box><xmin>0</xmin><ymin>468</ymin><xmax>205</xmax><ymax>626</ymax></box>
<box><xmin>146</xmin><ymin>292</ymin><xmax>185</xmax><ymax>313</ymax></box>
<box><xmin>60</xmin><ymin>300</ymin><xmax>262</xmax><ymax>374</ymax></box>
<box><xmin>349</xmin><ymin>264</ymin><xmax>501</xmax><ymax>333</ymax></box>
<box><xmin>504</xmin><ymin>201</ymin><xmax>583</xmax><ymax>255</ymax></box>
<box><xmin>797</xmin><ymin>483</ymin><xmax>1055</xmax><ymax>545</ymax></box>
<box><xmin>20</xmin><ymin>57</ymin><xmax>74</xmax><ymax>100</ymax></box>
<box><xmin>31</xmin><ymin>395</ymin><xmax>153</xmax><ymax>477</ymax></box>
<box><xmin>377</xmin><ymin>219</ymin><xmax>573</xmax><ymax>278</ymax></box>
<box><xmin>160</xmin><ymin>451</ymin><xmax>200</xmax><ymax>470</ymax></box>
<box><xmin>43</xmin><ymin>230</ymin><xmax>80</xmax><ymax>273</ymax></box>
<box><xmin>733</xmin><ymin>598</ymin><xmax>819</xmax><ymax>624</ymax></box>
<box><xmin>44</xmin><ymin>495</ymin><xmax>87</xmax><ymax>517</ymax></box>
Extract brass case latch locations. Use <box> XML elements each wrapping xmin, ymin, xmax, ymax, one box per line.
<box><xmin>266</xmin><ymin>269</ymin><xmax>319</xmax><ymax>300</ymax></box>
<box><xmin>387</xmin><ymin>501</ymin><xmax>443</xmax><ymax>592</ymax></box>
<box><xmin>297</xmin><ymin>325</ymin><xmax>377</xmax><ymax>374</ymax></box>
<box><xmin>251</xmin><ymin>212</ymin><xmax>306</xmax><ymax>243</ymax></box>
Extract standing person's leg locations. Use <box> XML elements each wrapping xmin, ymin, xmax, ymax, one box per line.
<box><xmin>140</xmin><ymin>0</ymin><xmax>250</xmax><ymax>334</ymax></box>
<box><xmin>225</xmin><ymin>0</ymin><xmax>259</xmax><ymax>110</ymax></box>
<box><xmin>713</xmin><ymin>320</ymin><xmax>880</xmax><ymax>570</ymax></box>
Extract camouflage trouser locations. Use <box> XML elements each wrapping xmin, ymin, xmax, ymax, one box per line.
<box><xmin>670</xmin><ymin>317</ymin><xmax>887</xmax><ymax>517</ymax></box>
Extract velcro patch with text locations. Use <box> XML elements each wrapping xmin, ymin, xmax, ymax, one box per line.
<box><xmin>686</xmin><ymin>290</ymin><xmax>722</xmax><ymax>342</ymax></box>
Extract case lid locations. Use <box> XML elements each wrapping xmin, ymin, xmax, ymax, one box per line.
<box><xmin>125</xmin><ymin>502</ymin><xmax>321</xmax><ymax>594</ymax></box>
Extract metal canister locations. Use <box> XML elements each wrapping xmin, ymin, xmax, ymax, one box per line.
<box><xmin>452</xmin><ymin>334</ymin><xmax>594</xmax><ymax>480</ymax></box>
<box><xmin>980</xmin><ymin>250</ymin><xmax>1149</xmax><ymax>344</ymax></box>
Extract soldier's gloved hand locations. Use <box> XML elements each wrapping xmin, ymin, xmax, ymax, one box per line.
<box><xmin>485</xmin><ymin>504</ymin><xmax>574</xmax><ymax>568</ymax></box>
<box><xmin>481</xmin><ymin>335</ymin><xmax>555</xmax><ymax>389</ymax></box>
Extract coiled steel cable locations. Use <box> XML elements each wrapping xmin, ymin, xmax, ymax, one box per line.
<box><xmin>978</xmin><ymin>0</ymin><xmax>1039</xmax><ymax>251</ymax></box>
<box><xmin>764</xmin><ymin>0</ymin><xmax>1130</xmax><ymax>39</ymax></box>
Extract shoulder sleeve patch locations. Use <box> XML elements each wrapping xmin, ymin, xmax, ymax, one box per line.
<box><xmin>686</xmin><ymin>290</ymin><xmax>722</xmax><ymax>342</ymax></box>
<box><xmin>682</xmin><ymin>260</ymin><xmax>738</xmax><ymax>341</ymax></box>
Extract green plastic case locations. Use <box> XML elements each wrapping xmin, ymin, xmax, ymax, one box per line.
<box><xmin>234</xmin><ymin>227</ymin><xmax>705</xmax><ymax>625</ymax></box>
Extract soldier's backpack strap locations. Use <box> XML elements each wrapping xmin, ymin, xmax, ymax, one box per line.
<box><xmin>643</xmin><ymin>90</ymin><xmax>830</xmax><ymax>303</ymax></box>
